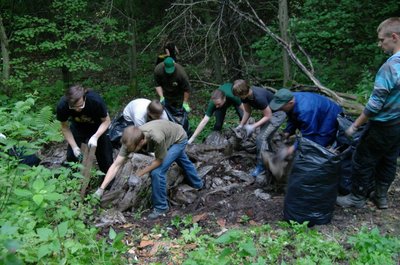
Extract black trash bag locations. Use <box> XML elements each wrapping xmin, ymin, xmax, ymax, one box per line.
<box><xmin>164</xmin><ymin>105</ymin><xmax>191</xmax><ymax>137</ymax></box>
<box><xmin>334</xmin><ymin>114</ymin><xmax>365</xmax><ymax>195</ymax></box>
<box><xmin>283</xmin><ymin>137</ymin><xmax>341</xmax><ymax>226</ymax></box>
<box><xmin>9</xmin><ymin>147</ymin><xmax>41</xmax><ymax>167</ymax></box>
<box><xmin>107</xmin><ymin>113</ymin><xmax>134</xmax><ymax>148</ymax></box>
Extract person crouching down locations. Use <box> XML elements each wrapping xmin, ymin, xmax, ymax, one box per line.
<box><xmin>94</xmin><ymin>120</ymin><xmax>203</xmax><ymax>219</ymax></box>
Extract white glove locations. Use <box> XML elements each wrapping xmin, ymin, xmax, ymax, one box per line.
<box><xmin>72</xmin><ymin>146</ymin><xmax>82</xmax><ymax>158</ymax></box>
<box><xmin>94</xmin><ymin>188</ymin><xmax>104</xmax><ymax>198</ymax></box>
<box><xmin>235</xmin><ymin>125</ymin><xmax>243</xmax><ymax>131</ymax></box>
<box><xmin>88</xmin><ymin>135</ymin><xmax>98</xmax><ymax>148</ymax></box>
<box><xmin>345</xmin><ymin>124</ymin><xmax>358</xmax><ymax>137</ymax></box>
<box><xmin>244</xmin><ymin>124</ymin><xmax>255</xmax><ymax>137</ymax></box>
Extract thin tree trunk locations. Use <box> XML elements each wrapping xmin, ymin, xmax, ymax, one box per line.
<box><xmin>278</xmin><ymin>0</ymin><xmax>291</xmax><ymax>87</ymax></box>
<box><xmin>205</xmin><ymin>11</ymin><xmax>223</xmax><ymax>84</ymax></box>
<box><xmin>127</xmin><ymin>2</ymin><xmax>138</xmax><ymax>97</ymax></box>
<box><xmin>0</xmin><ymin>15</ymin><xmax>10</xmax><ymax>94</ymax></box>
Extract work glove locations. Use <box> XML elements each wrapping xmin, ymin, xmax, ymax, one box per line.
<box><xmin>160</xmin><ymin>96</ymin><xmax>165</xmax><ymax>105</ymax></box>
<box><xmin>243</xmin><ymin>124</ymin><xmax>255</xmax><ymax>137</ymax></box>
<box><xmin>72</xmin><ymin>146</ymin><xmax>82</xmax><ymax>159</ymax></box>
<box><xmin>235</xmin><ymin>125</ymin><xmax>243</xmax><ymax>131</ymax></box>
<box><xmin>93</xmin><ymin>188</ymin><xmax>104</xmax><ymax>198</ymax></box>
<box><xmin>182</xmin><ymin>102</ymin><xmax>191</xmax><ymax>112</ymax></box>
<box><xmin>88</xmin><ymin>135</ymin><xmax>98</xmax><ymax>148</ymax></box>
<box><xmin>345</xmin><ymin>123</ymin><xmax>358</xmax><ymax>137</ymax></box>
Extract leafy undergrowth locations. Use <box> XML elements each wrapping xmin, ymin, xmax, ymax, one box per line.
<box><xmin>111</xmin><ymin>212</ymin><xmax>400</xmax><ymax>265</ymax></box>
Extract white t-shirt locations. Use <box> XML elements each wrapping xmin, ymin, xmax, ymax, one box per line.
<box><xmin>123</xmin><ymin>98</ymin><xmax>169</xmax><ymax>126</ymax></box>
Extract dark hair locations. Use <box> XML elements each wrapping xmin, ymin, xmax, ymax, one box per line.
<box><xmin>65</xmin><ymin>85</ymin><xmax>87</xmax><ymax>106</ymax></box>
<box><xmin>211</xmin><ymin>89</ymin><xmax>226</xmax><ymax>101</ymax></box>
<box><xmin>147</xmin><ymin>100</ymin><xmax>164</xmax><ymax>120</ymax></box>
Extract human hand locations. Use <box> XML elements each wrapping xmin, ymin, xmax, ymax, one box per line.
<box><xmin>72</xmin><ymin>146</ymin><xmax>82</xmax><ymax>159</ymax></box>
<box><xmin>182</xmin><ymin>102</ymin><xmax>191</xmax><ymax>112</ymax></box>
<box><xmin>88</xmin><ymin>135</ymin><xmax>98</xmax><ymax>148</ymax></box>
<box><xmin>160</xmin><ymin>96</ymin><xmax>165</xmax><ymax>105</ymax></box>
<box><xmin>93</xmin><ymin>188</ymin><xmax>104</xmax><ymax>198</ymax></box>
<box><xmin>345</xmin><ymin>124</ymin><xmax>358</xmax><ymax>137</ymax></box>
<box><xmin>244</xmin><ymin>124</ymin><xmax>255</xmax><ymax>137</ymax></box>
<box><xmin>235</xmin><ymin>125</ymin><xmax>243</xmax><ymax>131</ymax></box>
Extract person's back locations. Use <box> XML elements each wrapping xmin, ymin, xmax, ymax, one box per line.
<box><xmin>123</xmin><ymin>98</ymin><xmax>169</xmax><ymax>126</ymax></box>
<box><xmin>286</xmin><ymin>92</ymin><xmax>342</xmax><ymax>147</ymax></box>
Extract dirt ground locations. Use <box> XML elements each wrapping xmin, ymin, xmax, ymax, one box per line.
<box><xmin>42</xmin><ymin>140</ymin><xmax>400</xmax><ymax>263</ymax></box>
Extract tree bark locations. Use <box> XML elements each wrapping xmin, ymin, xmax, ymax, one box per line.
<box><xmin>0</xmin><ymin>15</ymin><xmax>10</xmax><ymax>94</ymax></box>
<box><xmin>278</xmin><ymin>0</ymin><xmax>291</xmax><ymax>87</ymax></box>
<box><xmin>126</xmin><ymin>2</ymin><xmax>138</xmax><ymax>97</ymax></box>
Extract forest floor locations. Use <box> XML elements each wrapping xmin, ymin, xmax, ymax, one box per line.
<box><xmin>43</xmin><ymin>139</ymin><xmax>400</xmax><ymax>264</ymax></box>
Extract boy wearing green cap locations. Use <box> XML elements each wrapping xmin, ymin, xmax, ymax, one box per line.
<box><xmin>154</xmin><ymin>57</ymin><xmax>191</xmax><ymax>112</ymax></box>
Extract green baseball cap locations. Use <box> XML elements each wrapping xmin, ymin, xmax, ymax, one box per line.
<box><xmin>269</xmin><ymin>88</ymin><xmax>294</xmax><ymax>111</ymax></box>
<box><xmin>164</xmin><ymin>57</ymin><xmax>175</xmax><ymax>74</ymax></box>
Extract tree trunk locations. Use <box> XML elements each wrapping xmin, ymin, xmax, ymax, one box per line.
<box><xmin>126</xmin><ymin>2</ymin><xmax>138</xmax><ymax>97</ymax></box>
<box><xmin>205</xmin><ymin>10</ymin><xmax>223</xmax><ymax>84</ymax></box>
<box><xmin>278</xmin><ymin>0</ymin><xmax>291</xmax><ymax>87</ymax></box>
<box><xmin>0</xmin><ymin>15</ymin><xmax>10</xmax><ymax>94</ymax></box>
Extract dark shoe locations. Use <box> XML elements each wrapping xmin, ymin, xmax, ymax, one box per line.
<box><xmin>336</xmin><ymin>193</ymin><xmax>366</xmax><ymax>208</ymax></box>
<box><xmin>371</xmin><ymin>184</ymin><xmax>390</xmax><ymax>209</ymax></box>
<box><xmin>148</xmin><ymin>208</ymin><xmax>168</xmax><ymax>219</ymax></box>
<box><xmin>251</xmin><ymin>164</ymin><xmax>265</xmax><ymax>177</ymax></box>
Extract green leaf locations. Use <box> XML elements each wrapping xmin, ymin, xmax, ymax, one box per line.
<box><xmin>45</xmin><ymin>192</ymin><xmax>64</xmax><ymax>201</ymax></box>
<box><xmin>57</xmin><ymin>221</ymin><xmax>68</xmax><ymax>238</ymax></box>
<box><xmin>37</xmin><ymin>243</ymin><xmax>52</xmax><ymax>259</ymax></box>
<box><xmin>109</xmin><ymin>227</ymin><xmax>117</xmax><ymax>240</ymax></box>
<box><xmin>32</xmin><ymin>178</ymin><xmax>45</xmax><ymax>191</ymax></box>
<box><xmin>4</xmin><ymin>239</ymin><xmax>21</xmax><ymax>252</ymax></box>
<box><xmin>239</xmin><ymin>240</ymin><xmax>257</xmax><ymax>257</ymax></box>
<box><xmin>33</xmin><ymin>194</ymin><xmax>44</xmax><ymax>205</ymax></box>
<box><xmin>1</xmin><ymin>224</ymin><xmax>18</xmax><ymax>235</ymax></box>
<box><xmin>37</xmin><ymin>227</ymin><xmax>53</xmax><ymax>241</ymax></box>
<box><xmin>14</xmin><ymin>189</ymin><xmax>33</xmax><ymax>197</ymax></box>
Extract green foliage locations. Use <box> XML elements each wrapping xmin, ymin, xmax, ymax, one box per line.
<box><xmin>348</xmin><ymin>227</ymin><xmax>400</xmax><ymax>265</ymax></box>
<box><xmin>0</xmin><ymin>98</ymin><xmax>128</xmax><ymax>264</ymax></box>
<box><xmin>9</xmin><ymin>0</ymin><xmax>127</xmax><ymax>86</ymax></box>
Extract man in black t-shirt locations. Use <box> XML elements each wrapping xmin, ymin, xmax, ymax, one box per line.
<box><xmin>56</xmin><ymin>85</ymin><xmax>113</xmax><ymax>174</ymax></box>
<box><xmin>233</xmin><ymin>80</ymin><xmax>286</xmax><ymax>177</ymax></box>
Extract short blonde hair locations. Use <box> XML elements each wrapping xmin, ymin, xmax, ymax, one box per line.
<box><xmin>377</xmin><ymin>17</ymin><xmax>400</xmax><ymax>36</ymax></box>
<box><xmin>232</xmin><ymin>79</ymin><xmax>250</xmax><ymax>97</ymax></box>
<box><xmin>121</xmin><ymin>126</ymin><xmax>144</xmax><ymax>152</ymax></box>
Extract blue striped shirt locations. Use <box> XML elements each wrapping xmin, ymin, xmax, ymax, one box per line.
<box><xmin>364</xmin><ymin>51</ymin><xmax>400</xmax><ymax>123</ymax></box>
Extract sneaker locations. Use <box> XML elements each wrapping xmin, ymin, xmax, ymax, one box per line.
<box><xmin>148</xmin><ymin>208</ymin><xmax>168</xmax><ymax>219</ymax></box>
<box><xmin>251</xmin><ymin>164</ymin><xmax>265</xmax><ymax>177</ymax></box>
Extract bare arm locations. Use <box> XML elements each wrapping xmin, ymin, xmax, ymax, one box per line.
<box><xmin>136</xmin><ymin>158</ymin><xmax>162</xmax><ymax>177</ymax></box>
<box><xmin>60</xmin><ymin>121</ymin><xmax>78</xmax><ymax>149</ymax></box>
<box><xmin>93</xmin><ymin>115</ymin><xmax>111</xmax><ymax>139</ymax></box>
<box><xmin>155</xmin><ymin>86</ymin><xmax>164</xmax><ymax>98</ymax></box>
<box><xmin>183</xmin><ymin>91</ymin><xmax>190</xmax><ymax>104</ymax></box>
<box><xmin>353</xmin><ymin>111</ymin><xmax>369</xmax><ymax>128</ymax></box>
<box><xmin>189</xmin><ymin>115</ymin><xmax>210</xmax><ymax>143</ymax></box>
<box><xmin>253</xmin><ymin>106</ymin><xmax>272</xmax><ymax>129</ymax></box>
<box><xmin>239</xmin><ymin>103</ymin><xmax>251</xmax><ymax>126</ymax></box>
<box><xmin>100</xmin><ymin>154</ymin><xmax>126</xmax><ymax>190</ymax></box>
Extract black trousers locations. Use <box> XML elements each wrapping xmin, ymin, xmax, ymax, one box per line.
<box><xmin>66</xmin><ymin>125</ymin><xmax>113</xmax><ymax>175</ymax></box>
<box><xmin>213</xmin><ymin>104</ymin><xmax>243</xmax><ymax>131</ymax></box>
<box><xmin>352</xmin><ymin>122</ymin><xmax>400</xmax><ymax>196</ymax></box>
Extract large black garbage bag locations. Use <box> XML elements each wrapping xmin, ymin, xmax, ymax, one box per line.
<box><xmin>334</xmin><ymin>114</ymin><xmax>366</xmax><ymax>195</ymax></box>
<box><xmin>108</xmin><ymin>113</ymin><xmax>134</xmax><ymax>148</ymax></box>
<box><xmin>283</xmin><ymin>137</ymin><xmax>340</xmax><ymax>226</ymax></box>
<box><xmin>164</xmin><ymin>105</ymin><xmax>191</xmax><ymax>136</ymax></box>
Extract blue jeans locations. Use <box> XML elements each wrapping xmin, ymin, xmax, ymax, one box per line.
<box><xmin>150</xmin><ymin>139</ymin><xmax>203</xmax><ymax>211</ymax></box>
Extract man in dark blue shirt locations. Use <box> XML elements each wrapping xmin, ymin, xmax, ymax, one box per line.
<box><xmin>269</xmin><ymin>88</ymin><xmax>343</xmax><ymax>156</ymax></box>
